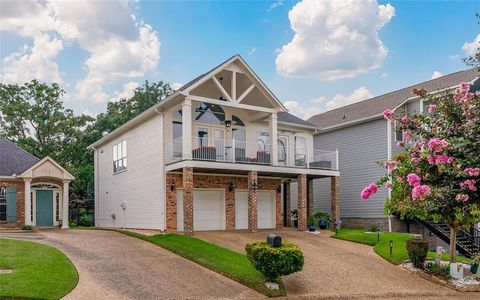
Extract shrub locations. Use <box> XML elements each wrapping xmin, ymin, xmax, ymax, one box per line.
<box><xmin>21</xmin><ymin>225</ymin><xmax>33</xmax><ymax>230</ymax></box>
<box><xmin>314</xmin><ymin>211</ymin><xmax>330</xmax><ymax>221</ymax></box>
<box><xmin>307</xmin><ymin>215</ymin><xmax>316</xmax><ymax>226</ymax></box>
<box><xmin>290</xmin><ymin>209</ymin><xmax>298</xmax><ymax>220</ymax></box>
<box><xmin>406</xmin><ymin>238</ymin><xmax>428</xmax><ymax>268</ymax></box>
<box><xmin>367</xmin><ymin>224</ymin><xmax>381</xmax><ymax>232</ymax></box>
<box><xmin>245</xmin><ymin>241</ymin><xmax>304</xmax><ymax>282</ymax></box>
<box><xmin>79</xmin><ymin>213</ymin><xmax>94</xmax><ymax>226</ymax></box>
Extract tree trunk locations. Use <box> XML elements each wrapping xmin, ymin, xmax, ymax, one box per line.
<box><xmin>449</xmin><ymin>226</ymin><xmax>457</xmax><ymax>263</ymax></box>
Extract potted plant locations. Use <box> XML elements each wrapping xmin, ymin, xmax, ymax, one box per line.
<box><xmin>314</xmin><ymin>211</ymin><xmax>330</xmax><ymax>230</ymax></box>
<box><xmin>471</xmin><ymin>253</ymin><xmax>480</xmax><ymax>274</ymax></box>
<box><xmin>307</xmin><ymin>214</ymin><xmax>316</xmax><ymax>232</ymax></box>
<box><xmin>291</xmin><ymin>209</ymin><xmax>298</xmax><ymax>228</ymax></box>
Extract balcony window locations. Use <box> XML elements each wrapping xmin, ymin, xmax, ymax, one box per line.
<box><xmin>195</xmin><ymin>103</ymin><xmax>225</xmax><ymax>124</ymax></box>
<box><xmin>295</xmin><ymin>136</ymin><xmax>307</xmax><ymax>166</ymax></box>
<box><xmin>258</xmin><ymin>132</ymin><xmax>269</xmax><ymax>151</ymax></box>
<box><xmin>113</xmin><ymin>140</ymin><xmax>127</xmax><ymax>173</ymax></box>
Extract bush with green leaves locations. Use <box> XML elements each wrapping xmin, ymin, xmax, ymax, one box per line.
<box><xmin>245</xmin><ymin>241</ymin><xmax>304</xmax><ymax>282</ymax></box>
<box><xmin>406</xmin><ymin>238</ymin><xmax>428</xmax><ymax>268</ymax></box>
<box><xmin>21</xmin><ymin>225</ymin><xmax>33</xmax><ymax>230</ymax></box>
<box><xmin>367</xmin><ymin>224</ymin><xmax>381</xmax><ymax>232</ymax></box>
<box><xmin>307</xmin><ymin>215</ymin><xmax>316</xmax><ymax>226</ymax></box>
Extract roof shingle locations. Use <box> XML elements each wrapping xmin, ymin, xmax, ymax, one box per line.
<box><xmin>0</xmin><ymin>138</ymin><xmax>39</xmax><ymax>176</ymax></box>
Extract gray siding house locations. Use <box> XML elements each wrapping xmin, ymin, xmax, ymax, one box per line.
<box><xmin>306</xmin><ymin>68</ymin><xmax>479</xmax><ymax>231</ymax></box>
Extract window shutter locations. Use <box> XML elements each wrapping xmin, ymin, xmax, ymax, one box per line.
<box><xmin>6</xmin><ymin>187</ymin><xmax>17</xmax><ymax>222</ymax></box>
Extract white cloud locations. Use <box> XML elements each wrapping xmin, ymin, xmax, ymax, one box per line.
<box><xmin>285</xmin><ymin>86</ymin><xmax>374</xmax><ymax>119</ymax></box>
<box><xmin>324</xmin><ymin>86</ymin><xmax>373</xmax><ymax>110</ymax></box>
<box><xmin>82</xmin><ymin>109</ymin><xmax>98</xmax><ymax>118</ymax></box>
<box><xmin>111</xmin><ymin>81</ymin><xmax>140</xmax><ymax>102</ymax></box>
<box><xmin>431</xmin><ymin>71</ymin><xmax>442</xmax><ymax>80</ymax></box>
<box><xmin>276</xmin><ymin>0</ymin><xmax>395</xmax><ymax>80</ymax></box>
<box><xmin>248</xmin><ymin>48</ymin><xmax>257</xmax><ymax>55</ymax></box>
<box><xmin>462</xmin><ymin>34</ymin><xmax>480</xmax><ymax>56</ymax></box>
<box><xmin>267</xmin><ymin>0</ymin><xmax>283</xmax><ymax>12</ymax></box>
<box><xmin>449</xmin><ymin>54</ymin><xmax>461</xmax><ymax>60</ymax></box>
<box><xmin>172</xmin><ymin>82</ymin><xmax>184</xmax><ymax>91</ymax></box>
<box><xmin>0</xmin><ymin>0</ymin><xmax>161</xmax><ymax>102</ymax></box>
<box><xmin>381</xmin><ymin>72</ymin><xmax>388</xmax><ymax>78</ymax></box>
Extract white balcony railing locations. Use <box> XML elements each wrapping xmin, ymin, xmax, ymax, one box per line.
<box><xmin>166</xmin><ymin>138</ymin><xmax>338</xmax><ymax>170</ymax></box>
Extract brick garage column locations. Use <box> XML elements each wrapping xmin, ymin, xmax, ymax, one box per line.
<box><xmin>307</xmin><ymin>178</ymin><xmax>314</xmax><ymax>216</ymax></box>
<box><xmin>297</xmin><ymin>174</ymin><xmax>307</xmax><ymax>231</ymax></box>
<box><xmin>225</xmin><ymin>181</ymin><xmax>235</xmax><ymax>230</ymax></box>
<box><xmin>183</xmin><ymin>167</ymin><xmax>194</xmax><ymax>235</ymax></box>
<box><xmin>248</xmin><ymin>170</ymin><xmax>258</xmax><ymax>233</ymax></box>
<box><xmin>284</xmin><ymin>182</ymin><xmax>291</xmax><ymax>227</ymax></box>
<box><xmin>331</xmin><ymin>176</ymin><xmax>340</xmax><ymax>224</ymax></box>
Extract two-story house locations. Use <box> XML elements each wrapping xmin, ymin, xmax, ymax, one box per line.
<box><xmin>90</xmin><ymin>55</ymin><xmax>340</xmax><ymax>234</ymax></box>
<box><xmin>307</xmin><ymin>68</ymin><xmax>479</xmax><ymax>234</ymax></box>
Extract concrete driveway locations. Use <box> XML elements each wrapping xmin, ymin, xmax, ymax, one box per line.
<box><xmin>195</xmin><ymin>230</ymin><xmax>472</xmax><ymax>300</ymax></box>
<box><xmin>0</xmin><ymin>229</ymin><xmax>261</xmax><ymax>300</ymax></box>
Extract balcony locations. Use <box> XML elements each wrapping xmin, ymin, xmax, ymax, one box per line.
<box><xmin>166</xmin><ymin>137</ymin><xmax>338</xmax><ymax>171</ymax></box>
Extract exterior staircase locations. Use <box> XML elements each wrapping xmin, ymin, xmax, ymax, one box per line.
<box><xmin>418</xmin><ymin>220</ymin><xmax>480</xmax><ymax>258</ymax></box>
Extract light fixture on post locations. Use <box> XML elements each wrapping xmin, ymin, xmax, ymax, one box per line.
<box><xmin>249</xmin><ymin>179</ymin><xmax>258</xmax><ymax>192</ymax></box>
<box><xmin>224</xmin><ymin>120</ymin><xmax>232</xmax><ymax>132</ymax></box>
<box><xmin>170</xmin><ymin>178</ymin><xmax>176</xmax><ymax>191</ymax></box>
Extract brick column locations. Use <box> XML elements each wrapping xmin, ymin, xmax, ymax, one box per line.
<box><xmin>226</xmin><ymin>181</ymin><xmax>235</xmax><ymax>230</ymax></box>
<box><xmin>307</xmin><ymin>178</ymin><xmax>314</xmax><ymax>216</ymax></box>
<box><xmin>284</xmin><ymin>182</ymin><xmax>291</xmax><ymax>227</ymax></box>
<box><xmin>331</xmin><ymin>176</ymin><xmax>340</xmax><ymax>224</ymax></box>
<box><xmin>248</xmin><ymin>170</ymin><xmax>258</xmax><ymax>233</ymax></box>
<box><xmin>297</xmin><ymin>174</ymin><xmax>307</xmax><ymax>231</ymax></box>
<box><xmin>183</xmin><ymin>167</ymin><xmax>194</xmax><ymax>235</ymax></box>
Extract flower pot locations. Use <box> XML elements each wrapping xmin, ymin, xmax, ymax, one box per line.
<box><xmin>308</xmin><ymin>225</ymin><xmax>316</xmax><ymax>232</ymax></box>
<box><xmin>471</xmin><ymin>263</ymin><xmax>479</xmax><ymax>274</ymax></box>
<box><xmin>318</xmin><ymin>220</ymin><xmax>328</xmax><ymax>230</ymax></box>
<box><xmin>293</xmin><ymin>219</ymin><xmax>298</xmax><ymax>228</ymax></box>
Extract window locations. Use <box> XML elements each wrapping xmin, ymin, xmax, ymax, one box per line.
<box><xmin>0</xmin><ymin>188</ymin><xmax>6</xmax><ymax>222</ymax></box>
<box><xmin>197</xmin><ymin>127</ymin><xmax>209</xmax><ymax>147</ymax></box>
<box><xmin>195</xmin><ymin>102</ymin><xmax>225</xmax><ymax>124</ymax></box>
<box><xmin>113</xmin><ymin>140</ymin><xmax>127</xmax><ymax>173</ymax></box>
<box><xmin>232</xmin><ymin>115</ymin><xmax>245</xmax><ymax>127</ymax></box>
<box><xmin>258</xmin><ymin>132</ymin><xmax>269</xmax><ymax>150</ymax></box>
<box><xmin>173</xmin><ymin>121</ymin><xmax>182</xmax><ymax>139</ymax></box>
<box><xmin>394</xmin><ymin>121</ymin><xmax>403</xmax><ymax>142</ymax></box>
<box><xmin>55</xmin><ymin>192</ymin><xmax>60</xmax><ymax>221</ymax></box>
<box><xmin>295</xmin><ymin>136</ymin><xmax>307</xmax><ymax>165</ymax></box>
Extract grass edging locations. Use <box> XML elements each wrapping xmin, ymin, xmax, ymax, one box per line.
<box><xmin>89</xmin><ymin>228</ymin><xmax>286</xmax><ymax>297</ymax></box>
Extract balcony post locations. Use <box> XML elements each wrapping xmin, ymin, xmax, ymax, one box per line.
<box><xmin>232</xmin><ymin>139</ymin><xmax>236</xmax><ymax>163</ymax></box>
<box><xmin>269</xmin><ymin>113</ymin><xmax>278</xmax><ymax>166</ymax></box>
<box><xmin>335</xmin><ymin>149</ymin><xmax>339</xmax><ymax>170</ymax></box>
<box><xmin>182</xmin><ymin>98</ymin><xmax>192</xmax><ymax>160</ymax></box>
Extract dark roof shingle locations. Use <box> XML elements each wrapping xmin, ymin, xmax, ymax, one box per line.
<box><xmin>0</xmin><ymin>138</ymin><xmax>39</xmax><ymax>176</ymax></box>
<box><xmin>308</xmin><ymin>68</ymin><xmax>479</xmax><ymax>129</ymax></box>
<box><xmin>278</xmin><ymin>112</ymin><xmax>317</xmax><ymax>128</ymax></box>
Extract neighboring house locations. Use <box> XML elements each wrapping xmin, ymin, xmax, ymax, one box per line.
<box><xmin>0</xmin><ymin>138</ymin><xmax>74</xmax><ymax>228</ymax></box>
<box><xmin>90</xmin><ymin>55</ymin><xmax>340</xmax><ymax>234</ymax></box>
<box><xmin>306</xmin><ymin>68</ymin><xmax>480</xmax><ymax>232</ymax></box>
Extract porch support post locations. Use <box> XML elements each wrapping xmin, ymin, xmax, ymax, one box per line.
<box><xmin>24</xmin><ymin>178</ymin><xmax>31</xmax><ymax>226</ymax></box>
<box><xmin>62</xmin><ymin>180</ymin><xmax>70</xmax><ymax>229</ymax></box>
<box><xmin>183</xmin><ymin>167</ymin><xmax>194</xmax><ymax>235</ymax></box>
<box><xmin>248</xmin><ymin>170</ymin><xmax>258</xmax><ymax>233</ymax></box>
<box><xmin>307</xmin><ymin>178</ymin><xmax>314</xmax><ymax>216</ymax></box>
<box><xmin>269</xmin><ymin>113</ymin><xmax>278</xmax><ymax>166</ymax></box>
<box><xmin>297</xmin><ymin>174</ymin><xmax>307</xmax><ymax>231</ymax></box>
<box><xmin>331</xmin><ymin>176</ymin><xmax>340</xmax><ymax>225</ymax></box>
<box><xmin>284</xmin><ymin>182</ymin><xmax>291</xmax><ymax>227</ymax></box>
<box><xmin>182</xmin><ymin>98</ymin><xmax>192</xmax><ymax>160</ymax></box>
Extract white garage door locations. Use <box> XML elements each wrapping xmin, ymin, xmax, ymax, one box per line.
<box><xmin>177</xmin><ymin>189</ymin><xmax>225</xmax><ymax>231</ymax></box>
<box><xmin>235</xmin><ymin>191</ymin><xmax>275</xmax><ymax>229</ymax></box>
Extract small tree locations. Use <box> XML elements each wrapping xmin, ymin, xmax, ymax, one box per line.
<box><xmin>361</xmin><ymin>82</ymin><xmax>480</xmax><ymax>263</ymax></box>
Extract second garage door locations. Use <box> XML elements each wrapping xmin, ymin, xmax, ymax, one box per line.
<box><xmin>235</xmin><ymin>191</ymin><xmax>275</xmax><ymax>229</ymax></box>
<box><xmin>177</xmin><ymin>189</ymin><xmax>225</xmax><ymax>231</ymax></box>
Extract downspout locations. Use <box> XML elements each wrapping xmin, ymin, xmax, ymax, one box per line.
<box><xmin>91</xmin><ymin>145</ymin><xmax>99</xmax><ymax>227</ymax></box>
<box><xmin>386</xmin><ymin>119</ymin><xmax>392</xmax><ymax>232</ymax></box>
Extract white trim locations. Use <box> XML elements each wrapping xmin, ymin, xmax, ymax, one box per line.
<box><xmin>188</xmin><ymin>95</ymin><xmax>276</xmax><ymax>113</ymax></box>
<box><xmin>386</xmin><ymin>119</ymin><xmax>392</xmax><ymax>233</ymax></box>
<box><xmin>212</xmin><ymin>76</ymin><xmax>233</xmax><ymax>102</ymax></box>
<box><xmin>165</xmin><ymin>160</ymin><xmax>340</xmax><ymax>177</ymax></box>
<box><xmin>277</xmin><ymin>121</ymin><xmax>318</xmax><ymax>131</ymax></box>
<box><xmin>19</xmin><ymin>156</ymin><xmax>75</xmax><ymax>180</ymax></box>
<box><xmin>237</xmin><ymin>84</ymin><xmax>255</xmax><ymax>103</ymax></box>
<box><xmin>231</xmin><ymin>71</ymin><xmax>237</xmax><ymax>101</ymax></box>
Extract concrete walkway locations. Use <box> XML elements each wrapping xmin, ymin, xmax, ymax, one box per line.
<box><xmin>196</xmin><ymin>230</ymin><xmax>474</xmax><ymax>300</ymax></box>
<box><xmin>0</xmin><ymin>229</ymin><xmax>262</xmax><ymax>300</ymax></box>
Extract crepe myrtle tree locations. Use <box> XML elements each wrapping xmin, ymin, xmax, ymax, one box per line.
<box><xmin>361</xmin><ymin>82</ymin><xmax>480</xmax><ymax>263</ymax></box>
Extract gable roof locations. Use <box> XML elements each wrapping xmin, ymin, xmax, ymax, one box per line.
<box><xmin>0</xmin><ymin>137</ymin><xmax>39</xmax><ymax>176</ymax></box>
<box><xmin>308</xmin><ymin>68</ymin><xmax>479</xmax><ymax>129</ymax></box>
<box><xmin>277</xmin><ymin>112</ymin><xmax>318</xmax><ymax>129</ymax></box>
<box><xmin>20</xmin><ymin>156</ymin><xmax>75</xmax><ymax>180</ymax></box>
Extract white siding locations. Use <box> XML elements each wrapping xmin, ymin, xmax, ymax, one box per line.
<box><xmin>313</xmin><ymin>119</ymin><xmax>388</xmax><ymax>218</ymax></box>
<box><xmin>96</xmin><ymin>114</ymin><xmax>165</xmax><ymax>230</ymax></box>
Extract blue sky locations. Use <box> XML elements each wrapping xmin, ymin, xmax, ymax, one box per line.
<box><xmin>1</xmin><ymin>0</ymin><xmax>479</xmax><ymax>119</ymax></box>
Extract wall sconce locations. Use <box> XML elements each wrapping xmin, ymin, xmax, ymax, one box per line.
<box><xmin>229</xmin><ymin>181</ymin><xmax>236</xmax><ymax>192</ymax></box>
<box><xmin>276</xmin><ymin>185</ymin><xmax>282</xmax><ymax>194</ymax></box>
<box><xmin>170</xmin><ymin>179</ymin><xmax>176</xmax><ymax>191</ymax></box>
<box><xmin>224</xmin><ymin>120</ymin><xmax>232</xmax><ymax>132</ymax></box>
<box><xmin>249</xmin><ymin>179</ymin><xmax>258</xmax><ymax>192</ymax></box>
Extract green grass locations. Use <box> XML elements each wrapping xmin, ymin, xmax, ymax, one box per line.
<box><xmin>0</xmin><ymin>238</ymin><xmax>78</xmax><ymax>300</ymax></box>
<box><xmin>111</xmin><ymin>229</ymin><xmax>286</xmax><ymax>297</ymax></box>
<box><xmin>332</xmin><ymin>228</ymin><xmax>471</xmax><ymax>265</ymax></box>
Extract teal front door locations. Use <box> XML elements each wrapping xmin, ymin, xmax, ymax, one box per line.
<box><xmin>36</xmin><ymin>190</ymin><xmax>53</xmax><ymax>226</ymax></box>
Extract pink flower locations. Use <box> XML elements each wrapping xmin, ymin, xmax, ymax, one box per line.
<box><xmin>385</xmin><ymin>160</ymin><xmax>398</xmax><ymax>172</ymax></box>
<box><xmin>383</xmin><ymin>109</ymin><xmax>394</xmax><ymax>120</ymax></box>
<box><xmin>465</xmin><ymin>168</ymin><xmax>480</xmax><ymax>177</ymax></box>
<box><xmin>427</xmin><ymin>104</ymin><xmax>437</xmax><ymax>113</ymax></box>
<box><xmin>455</xmin><ymin>194</ymin><xmax>469</xmax><ymax>202</ymax></box>
<box><xmin>401</xmin><ymin>116</ymin><xmax>409</xmax><ymax>125</ymax></box>
<box><xmin>360</xmin><ymin>183</ymin><xmax>379</xmax><ymax>200</ymax></box>
<box><xmin>396</xmin><ymin>141</ymin><xmax>404</xmax><ymax>148</ymax></box>
<box><xmin>427</xmin><ymin>154</ymin><xmax>454</xmax><ymax>165</ymax></box>
<box><xmin>407</xmin><ymin>173</ymin><xmax>421</xmax><ymax>187</ymax></box>
<box><xmin>386</xmin><ymin>181</ymin><xmax>392</xmax><ymax>189</ymax></box>
<box><xmin>460</xmin><ymin>179</ymin><xmax>477</xmax><ymax>192</ymax></box>
<box><xmin>403</xmin><ymin>130</ymin><xmax>411</xmax><ymax>141</ymax></box>
<box><xmin>427</xmin><ymin>138</ymin><xmax>449</xmax><ymax>153</ymax></box>
<box><xmin>412</xmin><ymin>185</ymin><xmax>431</xmax><ymax>201</ymax></box>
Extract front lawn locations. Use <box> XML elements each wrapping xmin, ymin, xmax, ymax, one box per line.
<box><xmin>332</xmin><ymin>228</ymin><xmax>471</xmax><ymax>265</ymax></box>
<box><xmin>116</xmin><ymin>230</ymin><xmax>285</xmax><ymax>297</ymax></box>
<box><xmin>0</xmin><ymin>238</ymin><xmax>78</xmax><ymax>300</ymax></box>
